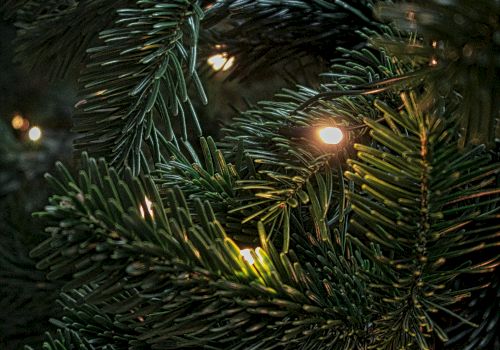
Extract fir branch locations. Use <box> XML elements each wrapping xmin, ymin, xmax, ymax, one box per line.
<box><xmin>13</xmin><ymin>0</ymin><xmax>125</xmax><ymax>79</ymax></box>
<box><xmin>373</xmin><ymin>0</ymin><xmax>500</xmax><ymax>147</ymax></box>
<box><xmin>73</xmin><ymin>0</ymin><xmax>206</xmax><ymax>174</ymax></box>
<box><xmin>0</xmin><ymin>0</ymin><xmax>31</xmax><ymax>21</ymax></box>
<box><xmin>345</xmin><ymin>92</ymin><xmax>500</xmax><ymax>349</ymax></box>
<box><xmin>201</xmin><ymin>0</ymin><xmax>378</xmax><ymax>80</ymax></box>
<box><xmin>24</xmin><ymin>328</ymin><xmax>95</xmax><ymax>350</ymax></box>
<box><xmin>445</xmin><ymin>272</ymin><xmax>500</xmax><ymax>350</ymax></box>
<box><xmin>0</xmin><ymin>226</ymin><xmax>61</xmax><ymax>349</ymax></box>
<box><xmin>215</xmin><ymin>41</ymin><xmax>411</xmax><ymax>248</ymax></box>
<box><xmin>31</xmin><ymin>153</ymin><xmax>374</xmax><ymax>349</ymax></box>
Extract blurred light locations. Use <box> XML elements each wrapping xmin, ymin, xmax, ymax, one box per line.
<box><xmin>240</xmin><ymin>249</ymin><xmax>255</xmax><ymax>265</ymax></box>
<box><xmin>139</xmin><ymin>196</ymin><xmax>154</xmax><ymax>218</ymax></box>
<box><xmin>222</xmin><ymin>57</ymin><xmax>235</xmax><ymax>71</ymax></box>
<box><xmin>430</xmin><ymin>58</ymin><xmax>438</xmax><ymax>66</ymax></box>
<box><xmin>11</xmin><ymin>115</ymin><xmax>25</xmax><ymax>129</ymax></box>
<box><xmin>207</xmin><ymin>53</ymin><xmax>234</xmax><ymax>71</ymax></box>
<box><xmin>20</xmin><ymin>118</ymin><xmax>30</xmax><ymax>131</ymax></box>
<box><xmin>28</xmin><ymin>126</ymin><xmax>42</xmax><ymax>141</ymax></box>
<box><xmin>318</xmin><ymin>127</ymin><xmax>343</xmax><ymax>145</ymax></box>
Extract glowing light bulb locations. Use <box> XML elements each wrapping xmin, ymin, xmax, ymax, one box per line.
<box><xmin>430</xmin><ymin>58</ymin><xmax>438</xmax><ymax>66</ymax></box>
<box><xmin>11</xmin><ymin>115</ymin><xmax>25</xmax><ymax>130</ymax></box>
<box><xmin>139</xmin><ymin>196</ymin><xmax>154</xmax><ymax>218</ymax></box>
<box><xmin>318</xmin><ymin>127</ymin><xmax>343</xmax><ymax>145</ymax></box>
<box><xmin>240</xmin><ymin>249</ymin><xmax>255</xmax><ymax>265</ymax></box>
<box><xmin>207</xmin><ymin>53</ymin><xmax>234</xmax><ymax>71</ymax></box>
<box><xmin>28</xmin><ymin>126</ymin><xmax>42</xmax><ymax>141</ymax></box>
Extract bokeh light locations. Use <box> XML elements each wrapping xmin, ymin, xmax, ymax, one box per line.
<box><xmin>28</xmin><ymin>126</ymin><xmax>42</xmax><ymax>141</ymax></box>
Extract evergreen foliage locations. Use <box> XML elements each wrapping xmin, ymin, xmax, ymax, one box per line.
<box><xmin>0</xmin><ymin>0</ymin><xmax>498</xmax><ymax>349</ymax></box>
<box><xmin>202</xmin><ymin>0</ymin><xmax>377</xmax><ymax>80</ymax></box>
<box><xmin>373</xmin><ymin>0</ymin><xmax>500</xmax><ymax>147</ymax></box>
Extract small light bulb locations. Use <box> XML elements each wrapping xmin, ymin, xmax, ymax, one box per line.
<box><xmin>207</xmin><ymin>53</ymin><xmax>234</xmax><ymax>71</ymax></box>
<box><xmin>222</xmin><ymin>56</ymin><xmax>235</xmax><ymax>71</ymax></box>
<box><xmin>139</xmin><ymin>196</ymin><xmax>154</xmax><ymax>218</ymax></box>
<box><xmin>318</xmin><ymin>127</ymin><xmax>343</xmax><ymax>145</ymax></box>
<box><xmin>430</xmin><ymin>58</ymin><xmax>438</xmax><ymax>66</ymax></box>
<box><xmin>11</xmin><ymin>115</ymin><xmax>25</xmax><ymax>130</ymax></box>
<box><xmin>240</xmin><ymin>248</ymin><xmax>255</xmax><ymax>265</ymax></box>
<box><xmin>28</xmin><ymin>126</ymin><xmax>42</xmax><ymax>141</ymax></box>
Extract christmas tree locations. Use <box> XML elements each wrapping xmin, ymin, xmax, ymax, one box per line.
<box><xmin>1</xmin><ymin>0</ymin><xmax>499</xmax><ymax>349</ymax></box>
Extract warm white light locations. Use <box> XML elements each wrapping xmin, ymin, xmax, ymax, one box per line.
<box><xmin>318</xmin><ymin>127</ymin><xmax>343</xmax><ymax>145</ymax></box>
<box><xmin>222</xmin><ymin>56</ymin><xmax>235</xmax><ymax>71</ymax></box>
<box><xmin>28</xmin><ymin>126</ymin><xmax>42</xmax><ymax>141</ymax></box>
<box><xmin>430</xmin><ymin>58</ymin><xmax>438</xmax><ymax>66</ymax></box>
<box><xmin>139</xmin><ymin>196</ymin><xmax>154</xmax><ymax>218</ymax></box>
<box><xmin>240</xmin><ymin>248</ymin><xmax>255</xmax><ymax>265</ymax></box>
<box><xmin>11</xmin><ymin>115</ymin><xmax>25</xmax><ymax>130</ymax></box>
<box><xmin>207</xmin><ymin>53</ymin><xmax>234</xmax><ymax>71</ymax></box>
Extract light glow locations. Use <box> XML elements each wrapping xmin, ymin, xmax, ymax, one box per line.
<box><xmin>28</xmin><ymin>126</ymin><xmax>42</xmax><ymax>141</ymax></box>
<box><xmin>139</xmin><ymin>196</ymin><xmax>154</xmax><ymax>218</ymax></box>
<box><xmin>240</xmin><ymin>249</ymin><xmax>255</xmax><ymax>265</ymax></box>
<box><xmin>207</xmin><ymin>53</ymin><xmax>234</xmax><ymax>71</ymax></box>
<box><xmin>11</xmin><ymin>115</ymin><xmax>25</xmax><ymax>130</ymax></box>
<box><xmin>318</xmin><ymin>127</ymin><xmax>343</xmax><ymax>145</ymax></box>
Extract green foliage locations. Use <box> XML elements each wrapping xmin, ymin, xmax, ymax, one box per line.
<box><xmin>0</xmin><ymin>119</ymin><xmax>69</xmax><ymax>349</ymax></box>
<box><xmin>0</xmin><ymin>0</ymin><xmax>31</xmax><ymax>20</ymax></box>
<box><xmin>0</xmin><ymin>225</ymin><xmax>61</xmax><ymax>349</ymax></box>
<box><xmin>30</xmin><ymin>153</ymin><xmax>376</xmax><ymax>349</ymax></box>
<box><xmin>24</xmin><ymin>328</ymin><xmax>96</xmax><ymax>350</ymax></box>
<box><xmin>203</xmin><ymin>0</ymin><xmax>378</xmax><ymax>80</ymax></box>
<box><xmin>373</xmin><ymin>0</ymin><xmax>500</xmax><ymax>147</ymax></box>
<box><xmin>345</xmin><ymin>92</ymin><xmax>500</xmax><ymax>349</ymax></box>
<box><xmin>6</xmin><ymin>1</ymin><xmax>499</xmax><ymax>349</ymax></box>
<box><xmin>214</xmin><ymin>35</ymin><xmax>409</xmax><ymax>249</ymax></box>
<box><xmin>446</xmin><ymin>273</ymin><xmax>500</xmax><ymax>350</ymax></box>
<box><xmin>13</xmin><ymin>0</ymin><xmax>128</xmax><ymax>79</ymax></box>
<box><xmin>72</xmin><ymin>0</ymin><xmax>206</xmax><ymax>174</ymax></box>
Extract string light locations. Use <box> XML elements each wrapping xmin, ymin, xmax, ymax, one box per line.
<box><xmin>11</xmin><ymin>114</ymin><xmax>25</xmax><ymax>130</ymax></box>
<box><xmin>318</xmin><ymin>127</ymin><xmax>343</xmax><ymax>145</ymax></box>
<box><xmin>207</xmin><ymin>53</ymin><xmax>234</xmax><ymax>71</ymax></box>
<box><xmin>28</xmin><ymin>126</ymin><xmax>42</xmax><ymax>141</ymax></box>
<box><xmin>240</xmin><ymin>249</ymin><xmax>255</xmax><ymax>265</ymax></box>
<box><xmin>139</xmin><ymin>196</ymin><xmax>154</xmax><ymax>218</ymax></box>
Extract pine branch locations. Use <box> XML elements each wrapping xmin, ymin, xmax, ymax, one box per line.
<box><xmin>445</xmin><ymin>272</ymin><xmax>500</xmax><ymax>350</ymax></box>
<box><xmin>31</xmin><ymin>153</ymin><xmax>374</xmax><ymax>349</ymax></box>
<box><xmin>201</xmin><ymin>0</ymin><xmax>378</xmax><ymax>80</ymax></box>
<box><xmin>0</xmin><ymin>0</ymin><xmax>30</xmax><ymax>20</ymax></box>
<box><xmin>73</xmin><ymin>0</ymin><xmax>207</xmax><ymax>174</ymax></box>
<box><xmin>13</xmin><ymin>0</ymin><xmax>129</xmax><ymax>79</ymax></box>
<box><xmin>24</xmin><ymin>328</ymin><xmax>95</xmax><ymax>350</ymax></box>
<box><xmin>0</xmin><ymin>227</ymin><xmax>61</xmax><ymax>349</ymax></box>
<box><xmin>213</xmin><ymin>41</ymin><xmax>411</xmax><ymax>249</ymax></box>
<box><xmin>345</xmin><ymin>92</ymin><xmax>500</xmax><ymax>349</ymax></box>
<box><xmin>373</xmin><ymin>0</ymin><xmax>500</xmax><ymax>147</ymax></box>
